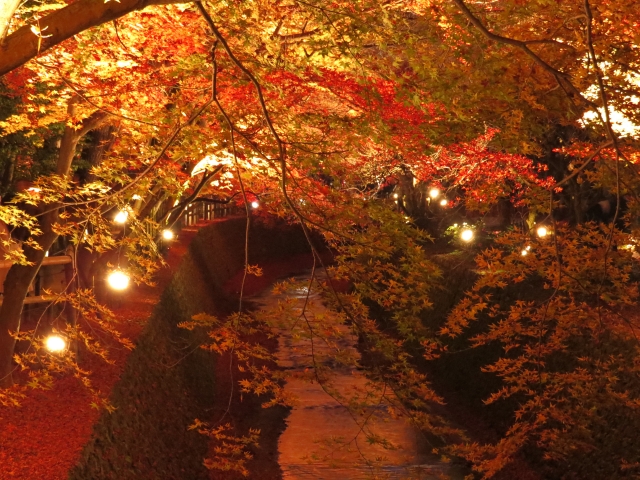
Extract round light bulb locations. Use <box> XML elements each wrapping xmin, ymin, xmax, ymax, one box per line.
<box><xmin>251</xmin><ymin>201</ymin><xmax>259</xmax><ymax>209</ymax></box>
<box><xmin>440</xmin><ymin>199</ymin><xmax>448</xmax><ymax>206</ymax></box>
<box><xmin>114</xmin><ymin>210</ymin><xmax>128</xmax><ymax>224</ymax></box>
<box><xmin>460</xmin><ymin>228</ymin><xmax>474</xmax><ymax>242</ymax></box>
<box><xmin>162</xmin><ymin>229</ymin><xmax>174</xmax><ymax>240</ymax></box>
<box><xmin>536</xmin><ymin>226</ymin><xmax>548</xmax><ymax>238</ymax></box>
<box><xmin>107</xmin><ymin>270</ymin><xmax>130</xmax><ymax>291</ymax></box>
<box><xmin>429</xmin><ymin>188</ymin><xmax>440</xmax><ymax>199</ymax></box>
<box><xmin>521</xmin><ymin>249</ymin><xmax>528</xmax><ymax>256</ymax></box>
<box><xmin>393</xmin><ymin>193</ymin><xmax>399</xmax><ymax>199</ymax></box>
<box><xmin>45</xmin><ymin>335</ymin><xmax>66</xmax><ymax>353</ymax></box>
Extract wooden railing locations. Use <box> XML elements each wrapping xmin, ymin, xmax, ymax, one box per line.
<box><xmin>0</xmin><ymin>255</ymin><xmax>74</xmax><ymax>307</ymax></box>
<box><xmin>180</xmin><ymin>200</ymin><xmax>234</xmax><ymax>227</ymax></box>
<box><xmin>144</xmin><ymin>197</ymin><xmax>236</xmax><ymax>238</ymax></box>
<box><xmin>1</xmin><ymin>197</ymin><xmax>238</xmax><ymax>312</ymax></box>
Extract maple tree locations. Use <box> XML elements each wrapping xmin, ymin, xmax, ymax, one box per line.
<box><xmin>1</xmin><ymin>0</ymin><xmax>640</xmax><ymax>477</ymax></box>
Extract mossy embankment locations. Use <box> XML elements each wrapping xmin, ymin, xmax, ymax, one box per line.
<box><xmin>70</xmin><ymin>218</ymin><xmax>311</xmax><ymax>480</ymax></box>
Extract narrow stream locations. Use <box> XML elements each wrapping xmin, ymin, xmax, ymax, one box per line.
<box><xmin>249</xmin><ymin>271</ymin><xmax>463</xmax><ymax>480</ymax></box>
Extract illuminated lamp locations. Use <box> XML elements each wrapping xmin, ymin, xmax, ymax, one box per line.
<box><xmin>460</xmin><ymin>228</ymin><xmax>474</xmax><ymax>242</ymax></box>
<box><xmin>45</xmin><ymin>335</ymin><xmax>66</xmax><ymax>353</ymax></box>
<box><xmin>107</xmin><ymin>270</ymin><xmax>130</xmax><ymax>291</ymax></box>
<box><xmin>114</xmin><ymin>210</ymin><xmax>128</xmax><ymax>224</ymax></box>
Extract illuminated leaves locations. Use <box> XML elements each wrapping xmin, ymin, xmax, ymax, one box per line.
<box><xmin>1</xmin><ymin>0</ymin><xmax>640</xmax><ymax>477</ymax></box>
<box><xmin>246</xmin><ymin>264</ymin><xmax>263</xmax><ymax>277</ymax></box>
<box><xmin>443</xmin><ymin>224</ymin><xmax>640</xmax><ymax>475</ymax></box>
<box><xmin>192</xmin><ymin>422</ymin><xmax>260</xmax><ymax>477</ymax></box>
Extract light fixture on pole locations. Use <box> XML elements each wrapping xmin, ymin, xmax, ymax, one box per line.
<box><xmin>460</xmin><ymin>228</ymin><xmax>474</xmax><ymax>242</ymax></box>
<box><xmin>536</xmin><ymin>226</ymin><xmax>548</xmax><ymax>238</ymax></box>
<box><xmin>114</xmin><ymin>210</ymin><xmax>129</xmax><ymax>224</ymax></box>
<box><xmin>107</xmin><ymin>270</ymin><xmax>130</xmax><ymax>291</ymax></box>
<box><xmin>162</xmin><ymin>229</ymin><xmax>174</xmax><ymax>241</ymax></box>
<box><xmin>44</xmin><ymin>334</ymin><xmax>67</xmax><ymax>353</ymax></box>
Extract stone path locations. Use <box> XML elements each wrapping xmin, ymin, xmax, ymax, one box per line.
<box><xmin>250</xmin><ymin>272</ymin><xmax>463</xmax><ymax>480</ymax></box>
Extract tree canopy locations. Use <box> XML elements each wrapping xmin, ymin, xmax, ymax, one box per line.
<box><xmin>2</xmin><ymin>0</ymin><xmax>640</xmax><ymax>477</ymax></box>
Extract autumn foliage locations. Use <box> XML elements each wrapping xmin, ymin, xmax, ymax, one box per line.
<box><xmin>1</xmin><ymin>0</ymin><xmax>640</xmax><ymax>478</ymax></box>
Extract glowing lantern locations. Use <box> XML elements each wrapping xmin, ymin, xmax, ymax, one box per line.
<box><xmin>393</xmin><ymin>193</ymin><xmax>399</xmax><ymax>199</ymax></box>
<box><xmin>162</xmin><ymin>229</ymin><xmax>174</xmax><ymax>240</ymax></box>
<box><xmin>45</xmin><ymin>335</ymin><xmax>66</xmax><ymax>353</ymax></box>
<box><xmin>460</xmin><ymin>228</ymin><xmax>474</xmax><ymax>242</ymax></box>
<box><xmin>114</xmin><ymin>210</ymin><xmax>129</xmax><ymax>224</ymax></box>
<box><xmin>251</xmin><ymin>201</ymin><xmax>259</xmax><ymax>209</ymax></box>
<box><xmin>429</xmin><ymin>188</ymin><xmax>440</xmax><ymax>199</ymax></box>
<box><xmin>536</xmin><ymin>226</ymin><xmax>548</xmax><ymax>238</ymax></box>
<box><xmin>440</xmin><ymin>199</ymin><xmax>448</xmax><ymax>206</ymax></box>
<box><xmin>107</xmin><ymin>270</ymin><xmax>130</xmax><ymax>291</ymax></box>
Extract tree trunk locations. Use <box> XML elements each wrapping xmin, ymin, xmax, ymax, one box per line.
<box><xmin>0</xmin><ymin>0</ymin><xmax>194</xmax><ymax>76</ymax></box>
<box><xmin>0</xmin><ymin>0</ymin><xmax>20</xmax><ymax>45</ymax></box>
<box><xmin>0</xmin><ymin>212</ymin><xmax>58</xmax><ymax>386</ymax></box>
<box><xmin>0</xmin><ymin>106</ymin><xmax>107</xmax><ymax>386</ymax></box>
<box><xmin>85</xmin><ymin>125</ymin><xmax>116</xmax><ymax>183</ymax></box>
<box><xmin>1</xmin><ymin>155</ymin><xmax>14</xmax><ymax>195</ymax></box>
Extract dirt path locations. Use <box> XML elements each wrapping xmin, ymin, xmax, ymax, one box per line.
<box><xmin>249</xmin><ymin>272</ymin><xmax>463</xmax><ymax>480</ymax></box>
